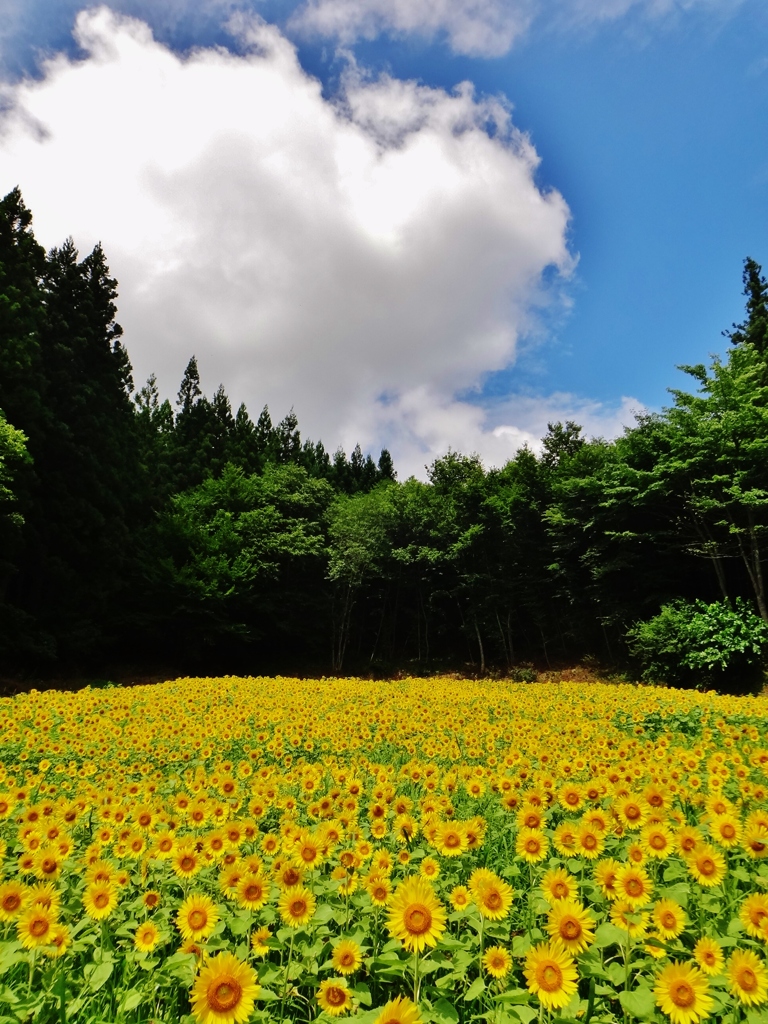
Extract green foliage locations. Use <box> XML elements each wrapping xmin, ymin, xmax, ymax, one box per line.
<box><xmin>626</xmin><ymin>597</ymin><xmax>768</xmax><ymax>689</ymax></box>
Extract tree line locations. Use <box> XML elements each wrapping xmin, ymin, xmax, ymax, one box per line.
<box><xmin>2</xmin><ymin>186</ymin><xmax>768</xmax><ymax>687</ymax></box>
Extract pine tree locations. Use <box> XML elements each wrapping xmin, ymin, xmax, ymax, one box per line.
<box><xmin>729</xmin><ymin>258</ymin><xmax>768</xmax><ymax>356</ymax></box>
<box><xmin>377</xmin><ymin>449</ymin><xmax>396</xmax><ymax>482</ymax></box>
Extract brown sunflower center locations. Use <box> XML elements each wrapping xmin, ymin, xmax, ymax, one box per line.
<box><xmin>738</xmin><ymin>968</ymin><xmax>757</xmax><ymax>992</ymax></box>
<box><xmin>721</xmin><ymin>824</ymin><xmax>736</xmax><ymax>839</ymax></box>
<box><xmin>538</xmin><ymin>963</ymin><xmax>563</xmax><ymax>992</ymax></box>
<box><xmin>180</xmin><ymin>856</ymin><xmax>196</xmax><ymax>872</ymax></box>
<box><xmin>698</xmin><ymin>857</ymin><xmax>715</xmax><ymax>876</ymax></box>
<box><xmin>484</xmin><ymin>891</ymin><xmax>502</xmax><ymax>910</ymax></box>
<box><xmin>326</xmin><ymin>986</ymin><xmax>347</xmax><ymax>1007</ymax></box>
<box><xmin>561</xmin><ymin>918</ymin><xmax>581</xmax><ymax>940</ymax></box>
<box><xmin>625</xmin><ymin>805</ymin><xmax>641</xmax><ymax>820</ymax></box>
<box><xmin>3</xmin><ymin>893</ymin><xmax>20</xmax><ymax>913</ymax></box>
<box><xmin>445</xmin><ymin>833</ymin><xmax>461</xmax><ymax>847</ymax></box>
<box><xmin>94</xmin><ymin>891</ymin><xmax>110</xmax><ymax>908</ymax></box>
<box><xmin>625</xmin><ymin>878</ymin><xmax>643</xmax><ymax>897</ymax></box>
<box><xmin>651</xmin><ymin>835</ymin><xmax>666</xmax><ymax>849</ymax></box>
<box><xmin>661</xmin><ymin>912</ymin><xmax>676</xmax><ymax>930</ymax></box>
<box><xmin>188</xmin><ymin>909</ymin><xmax>207</xmax><ymax>930</ymax></box>
<box><xmin>208</xmin><ymin>977</ymin><xmax>242</xmax><ymax>1012</ymax></box>
<box><xmin>582</xmin><ymin>834</ymin><xmax>597</xmax><ymax>849</ymax></box>
<box><xmin>289</xmin><ymin>898</ymin><xmax>307</xmax><ymax>918</ymax></box>
<box><xmin>30</xmin><ymin>917</ymin><xmax>49</xmax><ymax>937</ymax></box>
<box><xmin>404</xmin><ymin>903</ymin><xmax>432</xmax><ymax>935</ymax></box>
<box><xmin>553</xmin><ymin>882</ymin><xmax>568</xmax><ymax>898</ymax></box>
<box><xmin>244</xmin><ymin>884</ymin><xmax>263</xmax><ymax>901</ymax></box>
<box><xmin>671</xmin><ymin>981</ymin><xmax>695</xmax><ymax>1007</ymax></box>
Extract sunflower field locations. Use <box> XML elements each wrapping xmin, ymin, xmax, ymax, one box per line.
<box><xmin>1</xmin><ymin>676</ymin><xmax>768</xmax><ymax>1024</ymax></box>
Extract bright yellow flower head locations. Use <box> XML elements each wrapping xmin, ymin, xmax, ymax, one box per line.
<box><xmin>317</xmin><ymin>978</ymin><xmax>353</xmax><ymax>1016</ymax></box>
<box><xmin>387</xmin><ymin>875</ymin><xmax>446</xmax><ymax>953</ymax></box>
<box><xmin>524</xmin><ymin>940</ymin><xmax>578</xmax><ymax>1010</ymax></box>
<box><xmin>546</xmin><ymin>900</ymin><xmax>595</xmax><ymax>954</ymax></box>
<box><xmin>654</xmin><ymin>961</ymin><xmax>713</xmax><ymax>1024</ymax></box>
<box><xmin>728</xmin><ymin>949</ymin><xmax>768</xmax><ymax>1007</ymax></box>
<box><xmin>190</xmin><ymin>951</ymin><xmax>259</xmax><ymax>1024</ymax></box>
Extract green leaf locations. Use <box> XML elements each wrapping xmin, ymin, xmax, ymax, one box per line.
<box><xmin>430</xmin><ymin>998</ymin><xmax>459</xmax><ymax>1024</ymax></box>
<box><xmin>464</xmin><ymin>977</ymin><xmax>486</xmax><ymax>1001</ymax></box>
<box><xmin>353</xmin><ymin>983</ymin><xmax>372</xmax><ymax>1007</ymax></box>
<box><xmin>508</xmin><ymin>1006</ymin><xmax>538</xmax><ymax>1024</ymax></box>
<box><xmin>86</xmin><ymin>960</ymin><xmax>113</xmax><ymax>992</ymax></box>
<box><xmin>593</xmin><ymin>923</ymin><xmax>629</xmax><ymax>949</ymax></box>
<box><xmin>119</xmin><ymin>989</ymin><xmax>144</xmax><ymax>1013</ymax></box>
<box><xmin>619</xmin><ymin>987</ymin><xmax>656</xmax><ymax>1020</ymax></box>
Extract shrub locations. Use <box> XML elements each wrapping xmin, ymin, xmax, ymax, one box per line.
<box><xmin>626</xmin><ymin>597</ymin><xmax>768</xmax><ymax>692</ymax></box>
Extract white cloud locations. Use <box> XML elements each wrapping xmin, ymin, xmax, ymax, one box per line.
<box><xmin>0</xmin><ymin>6</ymin><xmax>587</xmax><ymax>476</ymax></box>
<box><xmin>290</xmin><ymin>0</ymin><xmax>745</xmax><ymax>58</ymax></box>
<box><xmin>374</xmin><ymin>389</ymin><xmax>644</xmax><ymax>477</ymax></box>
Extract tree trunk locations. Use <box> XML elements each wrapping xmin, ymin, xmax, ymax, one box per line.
<box><xmin>474</xmin><ymin>618</ymin><xmax>486</xmax><ymax>675</ymax></box>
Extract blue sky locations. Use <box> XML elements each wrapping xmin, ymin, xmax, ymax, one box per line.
<box><xmin>1</xmin><ymin>0</ymin><xmax>767</xmax><ymax>473</ymax></box>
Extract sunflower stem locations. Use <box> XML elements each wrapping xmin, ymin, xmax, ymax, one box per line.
<box><xmin>280</xmin><ymin>931</ymin><xmax>295</xmax><ymax>1024</ymax></box>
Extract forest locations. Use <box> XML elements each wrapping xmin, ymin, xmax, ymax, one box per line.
<box><xmin>2</xmin><ymin>185</ymin><xmax>768</xmax><ymax>689</ymax></box>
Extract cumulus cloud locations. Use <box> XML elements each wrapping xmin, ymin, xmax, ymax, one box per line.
<box><xmin>373</xmin><ymin>389</ymin><xmax>643</xmax><ymax>477</ymax></box>
<box><xmin>290</xmin><ymin>0</ymin><xmax>744</xmax><ymax>58</ymax></box>
<box><xmin>0</xmin><ymin>6</ymin><xmax>641</xmax><ymax>477</ymax></box>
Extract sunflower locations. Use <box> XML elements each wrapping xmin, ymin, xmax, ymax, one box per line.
<box><xmin>743</xmin><ymin>824</ymin><xmax>768</xmax><ymax>859</ymax></box>
<box><xmin>654</xmin><ymin>961</ymin><xmax>713</xmax><ymax>1024</ymax></box>
<box><xmin>373</xmin><ymin>996</ymin><xmax>423</xmax><ymax>1024</ymax></box>
<box><xmin>332</xmin><ymin>939</ymin><xmax>363</xmax><ymax>975</ymax></box>
<box><xmin>25</xmin><ymin>882</ymin><xmax>61</xmax><ymax>917</ymax></box>
<box><xmin>364</xmin><ymin>874</ymin><xmax>392</xmax><ymax>907</ymax></box>
<box><xmin>614</xmin><ymin>795</ymin><xmax>648</xmax><ymax>830</ymax></box>
<box><xmin>483</xmin><ymin>945</ymin><xmax>512</xmax><ymax>979</ymax></box>
<box><xmin>143</xmin><ymin>889</ymin><xmax>161</xmax><ymax>910</ymax></box>
<box><xmin>177</xmin><ymin>894</ymin><xmax>220</xmax><ymax>941</ymax></box>
<box><xmin>686</xmin><ymin>845</ymin><xmax>725</xmax><ymax>887</ymax></box>
<box><xmin>134</xmin><ymin>921</ymin><xmax>161</xmax><ymax>953</ymax></box>
<box><xmin>17</xmin><ymin>905</ymin><xmax>55</xmax><ymax>948</ymax></box>
<box><xmin>676</xmin><ymin>825</ymin><xmax>703</xmax><ymax>857</ymax></box>
<box><xmin>575</xmin><ymin>823</ymin><xmax>604</xmax><ymax>860</ymax></box>
<box><xmin>317</xmin><ymin>978</ymin><xmax>353</xmax><ymax>1016</ymax></box>
<box><xmin>524</xmin><ymin>940</ymin><xmax>579</xmax><ymax>1010</ymax></box>
<box><xmin>728</xmin><ymin>949</ymin><xmax>768</xmax><ymax>1006</ymax></box>
<box><xmin>387</xmin><ymin>875</ymin><xmax>446</xmax><ymax>953</ymax></box>
<box><xmin>420</xmin><ymin>856</ymin><xmax>440</xmax><ymax>881</ymax></box>
<box><xmin>474</xmin><ymin>873</ymin><xmax>514</xmax><ymax>921</ymax></box>
<box><xmin>435</xmin><ymin>821</ymin><xmax>468</xmax><ymax>857</ymax></box>
<box><xmin>708</xmin><ymin>812</ymin><xmax>741</xmax><ymax>849</ymax></box>
<box><xmin>692</xmin><ymin>937</ymin><xmax>724</xmax><ymax>976</ymax></box>
<box><xmin>279</xmin><ymin>884</ymin><xmax>317</xmax><ymax>928</ymax></box>
<box><xmin>653</xmin><ymin>899</ymin><xmax>686</xmax><ymax>940</ymax></box>
<box><xmin>33</xmin><ymin>846</ymin><xmax>63</xmax><ymax>881</ymax></box>
<box><xmin>546</xmin><ymin>900</ymin><xmax>595</xmax><ymax>954</ymax></box>
<box><xmin>593</xmin><ymin>858</ymin><xmax>622</xmax><ymax>901</ymax></box>
<box><xmin>540</xmin><ymin>867</ymin><xmax>577</xmax><ymax>904</ymax></box>
<box><xmin>43</xmin><ymin>923</ymin><xmax>71</xmax><ymax>959</ymax></box>
<box><xmin>235</xmin><ymin>873</ymin><xmax>270</xmax><ymax>911</ymax></box>
<box><xmin>516</xmin><ymin>828</ymin><xmax>549</xmax><ymax>863</ymax></box>
<box><xmin>610</xmin><ymin>900</ymin><xmax>649</xmax><ymax>938</ymax></box>
<box><xmin>615</xmin><ymin>864</ymin><xmax>653</xmax><ymax>908</ymax></box>
<box><xmin>173</xmin><ymin>844</ymin><xmax>203</xmax><ymax>879</ymax></box>
<box><xmin>450</xmin><ymin>884</ymin><xmax>471</xmax><ymax>911</ymax></box>
<box><xmin>641</xmin><ymin>823</ymin><xmax>674</xmax><ymax>860</ymax></box>
<box><xmin>740</xmin><ymin>894</ymin><xmax>768</xmax><ymax>939</ymax></box>
<box><xmin>190</xmin><ymin>951</ymin><xmax>259</xmax><ymax>1024</ymax></box>
<box><xmin>250</xmin><ymin>926</ymin><xmax>271</xmax><ymax>956</ymax></box>
<box><xmin>83</xmin><ymin>881</ymin><xmax>118</xmax><ymax>921</ymax></box>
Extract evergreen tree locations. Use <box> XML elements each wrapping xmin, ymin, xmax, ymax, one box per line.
<box><xmin>729</xmin><ymin>258</ymin><xmax>768</xmax><ymax>356</ymax></box>
<box><xmin>377</xmin><ymin>449</ymin><xmax>396</xmax><ymax>482</ymax></box>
